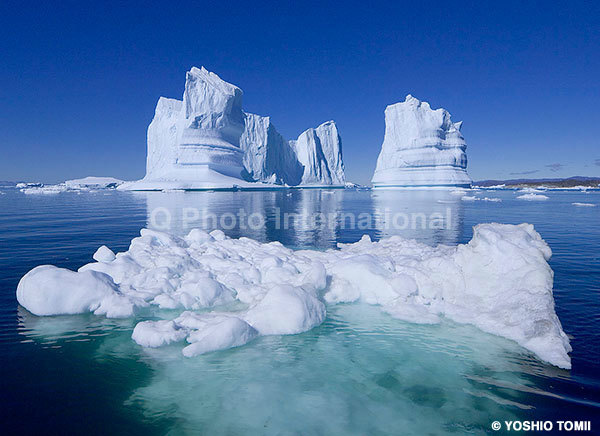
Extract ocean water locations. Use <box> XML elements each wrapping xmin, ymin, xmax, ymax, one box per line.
<box><xmin>1</xmin><ymin>188</ymin><xmax>598</xmax><ymax>435</ymax></box>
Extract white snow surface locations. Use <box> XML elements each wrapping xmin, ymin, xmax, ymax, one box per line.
<box><xmin>16</xmin><ymin>224</ymin><xmax>571</xmax><ymax>368</ymax></box>
<box><xmin>372</xmin><ymin>95</ymin><xmax>472</xmax><ymax>189</ymax></box>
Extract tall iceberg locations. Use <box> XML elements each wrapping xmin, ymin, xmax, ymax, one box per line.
<box><xmin>122</xmin><ymin>67</ymin><xmax>346</xmax><ymax>190</ymax></box>
<box><xmin>124</xmin><ymin>67</ymin><xmax>248</xmax><ymax>190</ymax></box>
<box><xmin>241</xmin><ymin>115</ymin><xmax>345</xmax><ymax>186</ymax></box>
<box><xmin>372</xmin><ymin>95</ymin><xmax>471</xmax><ymax>189</ymax></box>
<box><xmin>240</xmin><ymin>113</ymin><xmax>303</xmax><ymax>185</ymax></box>
<box><xmin>291</xmin><ymin>121</ymin><xmax>345</xmax><ymax>186</ymax></box>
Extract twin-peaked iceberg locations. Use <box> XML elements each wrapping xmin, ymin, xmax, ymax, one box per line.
<box><xmin>372</xmin><ymin>95</ymin><xmax>472</xmax><ymax>188</ymax></box>
<box><xmin>240</xmin><ymin>114</ymin><xmax>345</xmax><ymax>186</ymax></box>
<box><xmin>122</xmin><ymin>67</ymin><xmax>345</xmax><ymax>190</ymax></box>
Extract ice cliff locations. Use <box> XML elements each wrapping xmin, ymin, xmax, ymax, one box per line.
<box><xmin>123</xmin><ymin>67</ymin><xmax>247</xmax><ymax>190</ymax></box>
<box><xmin>290</xmin><ymin>121</ymin><xmax>345</xmax><ymax>186</ymax></box>
<box><xmin>239</xmin><ymin>113</ymin><xmax>303</xmax><ymax>185</ymax></box>
<box><xmin>372</xmin><ymin>95</ymin><xmax>472</xmax><ymax>188</ymax></box>
<box><xmin>122</xmin><ymin>67</ymin><xmax>345</xmax><ymax>190</ymax></box>
<box><xmin>241</xmin><ymin>115</ymin><xmax>345</xmax><ymax>186</ymax></box>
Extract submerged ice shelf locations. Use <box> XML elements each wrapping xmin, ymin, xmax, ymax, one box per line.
<box><xmin>17</xmin><ymin>223</ymin><xmax>571</xmax><ymax>368</ymax></box>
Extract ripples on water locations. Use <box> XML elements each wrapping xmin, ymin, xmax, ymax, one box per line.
<box><xmin>1</xmin><ymin>188</ymin><xmax>599</xmax><ymax>434</ymax></box>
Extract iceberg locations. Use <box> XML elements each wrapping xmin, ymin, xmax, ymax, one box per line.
<box><xmin>17</xmin><ymin>223</ymin><xmax>571</xmax><ymax>368</ymax></box>
<box><xmin>122</xmin><ymin>67</ymin><xmax>251</xmax><ymax>191</ymax></box>
<box><xmin>372</xmin><ymin>95</ymin><xmax>472</xmax><ymax>189</ymax></box>
<box><xmin>240</xmin><ymin>115</ymin><xmax>345</xmax><ymax>186</ymax></box>
<box><xmin>290</xmin><ymin>121</ymin><xmax>345</xmax><ymax>186</ymax></box>
<box><xmin>121</xmin><ymin>67</ymin><xmax>346</xmax><ymax>190</ymax></box>
<box><xmin>240</xmin><ymin>113</ymin><xmax>303</xmax><ymax>185</ymax></box>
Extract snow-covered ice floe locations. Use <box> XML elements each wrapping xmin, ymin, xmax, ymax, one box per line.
<box><xmin>572</xmin><ymin>202</ymin><xmax>596</xmax><ymax>207</ymax></box>
<box><xmin>64</xmin><ymin>176</ymin><xmax>124</xmax><ymax>189</ymax></box>
<box><xmin>19</xmin><ymin>177</ymin><xmax>124</xmax><ymax>194</ymax></box>
<box><xmin>16</xmin><ymin>223</ymin><xmax>571</xmax><ymax>368</ymax></box>
<box><xmin>517</xmin><ymin>193</ymin><xmax>549</xmax><ymax>201</ymax></box>
<box><xmin>460</xmin><ymin>195</ymin><xmax>502</xmax><ymax>202</ymax></box>
<box><xmin>21</xmin><ymin>185</ymin><xmax>69</xmax><ymax>195</ymax></box>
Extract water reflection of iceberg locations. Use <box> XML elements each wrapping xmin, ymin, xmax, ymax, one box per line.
<box><xmin>371</xmin><ymin>190</ymin><xmax>464</xmax><ymax>246</ymax></box>
<box><xmin>141</xmin><ymin>189</ymin><xmax>345</xmax><ymax>249</ymax></box>
<box><xmin>141</xmin><ymin>189</ymin><xmax>463</xmax><ymax>248</ymax></box>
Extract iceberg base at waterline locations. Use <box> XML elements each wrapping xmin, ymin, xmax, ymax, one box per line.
<box><xmin>16</xmin><ymin>223</ymin><xmax>571</xmax><ymax>368</ymax></box>
<box><xmin>118</xmin><ymin>167</ymin><xmax>272</xmax><ymax>191</ymax></box>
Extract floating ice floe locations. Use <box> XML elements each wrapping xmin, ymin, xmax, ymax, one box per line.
<box><xmin>461</xmin><ymin>195</ymin><xmax>502</xmax><ymax>202</ymax></box>
<box><xmin>64</xmin><ymin>176</ymin><xmax>124</xmax><ymax>189</ymax></box>
<box><xmin>517</xmin><ymin>193</ymin><xmax>549</xmax><ymax>201</ymax></box>
<box><xmin>16</xmin><ymin>223</ymin><xmax>571</xmax><ymax>368</ymax></box>
<box><xmin>16</xmin><ymin>182</ymin><xmax>43</xmax><ymax>189</ymax></box>
<box><xmin>21</xmin><ymin>185</ymin><xmax>69</xmax><ymax>195</ymax></box>
<box><xmin>19</xmin><ymin>177</ymin><xmax>123</xmax><ymax>194</ymax></box>
<box><xmin>518</xmin><ymin>187</ymin><xmax>546</xmax><ymax>194</ymax></box>
<box><xmin>572</xmin><ymin>202</ymin><xmax>596</xmax><ymax>207</ymax></box>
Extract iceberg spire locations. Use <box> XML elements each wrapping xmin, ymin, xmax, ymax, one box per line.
<box><xmin>128</xmin><ymin>67</ymin><xmax>247</xmax><ymax>190</ymax></box>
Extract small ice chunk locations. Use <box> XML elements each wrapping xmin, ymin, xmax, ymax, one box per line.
<box><xmin>517</xmin><ymin>193</ymin><xmax>549</xmax><ymax>201</ymax></box>
<box><xmin>244</xmin><ymin>285</ymin><xmax>326</xmax><ymax>335</ymax></box>
<box><xmin>185</xmin><ymin>228</ymin><xmax>212</xmax><ymax>244</ymax></box>
<box><xmin>177</xmin><ymin>276</ymin><xmax>234</xmax><ymax>308</ymax></box>
<box><xmin>572</xmin><ymin>202</ymin><xmax>596</xmax><ymax>207</ymax></box>
<box><xmin>182</xmin><ymin>316</ymin><xmax>258</xmax><ymax>357</ymax></box>
<box><xmin>16</xmin><ymin>265</ymin><xmax>128</xmax><ymax>317</ymax></box>
<box><xmin>93</xmin><ymin>245</ymin><xmax>116</xmax><ymax>263</ymax></box>
<box><xmin>132</xmin><ymin>320</ymin><xmax>188</xmax><ymax>348</ymax></box>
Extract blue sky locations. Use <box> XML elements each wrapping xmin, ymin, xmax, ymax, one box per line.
<box><xmin>1</xmin><ymin>0</ymin><xmax>598</xmax><ymax>184</ymax></box>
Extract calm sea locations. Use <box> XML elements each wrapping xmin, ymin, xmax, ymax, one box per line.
<box><xmin>0</xmin><ymin>188</ymin><xmax>598</xmax><ymax>434</ymax></box>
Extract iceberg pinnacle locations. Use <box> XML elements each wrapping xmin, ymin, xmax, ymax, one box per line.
<box><xmin>372</xmin><ymin>95</ymin><xmax>472</xmax><ymax>188</ymax></box>
<box><xmin>291</xmin><ymin>121</ymin><xmax>345</xmax><ymax>186</ymax></box>
<box><xmin>125</xmin><ymin>67</ymin><xmax>248</xmax><ymax>190</ymax></box>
